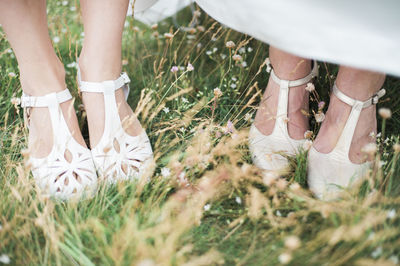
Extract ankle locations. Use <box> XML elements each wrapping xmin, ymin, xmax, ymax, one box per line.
<box><xmin>78</xmin><ymin>51</ymin><xmax>122</xmax><ymax>82</ymax></box>
<box><xmin>19</xmin><ymin>60</ymin><xmax>66</xmax><ymax>96</ymax></box>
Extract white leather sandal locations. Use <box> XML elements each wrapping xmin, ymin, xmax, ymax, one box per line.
<box><xmin>249</xmin><ymin>58</ymin><xmax>318</xmax><ymax>173</ymax></box>
<box><xmin>308</xmin><ymin>82</ymin><xmax>386</xmax><ymax>200</ymax></box>
<box><xmin>77</xmin><ymin>68</ymin><xmax>154</xmax><ymax>185</ymax></box>
<box><xmin>21</xmin><ymin>90</ymin><xmax>98</xmax><ymax>200</ymax></box>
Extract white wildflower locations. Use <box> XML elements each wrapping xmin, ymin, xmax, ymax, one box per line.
<box><xmin>225</xmin><ymin>41</ymin><xmax>235</xmax><ymax>48</ymax></box>
<box><xmin>239</xmin><ymin>47</ymin><xmax>246</xmax><ymax>54</ymax></box>
<box><xmin>161</xmin><ymin>167</ymin><xmax>171</xmax><ymax>178</ymax></box>
<box><xmin>0</xmin><ymin>254</ymin><xmax>10</xmax><ymax>264</ymax></box>
<box><xmin>305</xmin><ymin>82</ymin><xmax>315</xmax><ymax>92</ymax></box>
<box><xmin>378</xmin><ymin>108</ymin><xmax>392</xmax><ymax>119</ymax></box>
<box><xmin>285</xmin><ymin>236</ymin><xmax>301</xmax><ymax>250</ymax></box>
<box><xmin>181</xmin><ymin>97</ymin><xmax>189</xmax><ymax>103</ymax></box>
<box><xmin>8</xmin><ymin>72</ymin><xmax>16</xmax><ymax>78</ymax></box>
<box><xmin>213</xmin><ymin>87</ymin><xmax>222</xmax><ymax>97</ymax></box>
<box><xmin>315</xmin><ymin>112</ymin><xmax>325</xmax><ymax>123</ymax></box>
<box><xmin>232</xmin><ymin>54</ymin><xmax>243</xmax><ymax>62</ymax></box>
<box><xmin>52</xmin><ymin>36</ymin><xmax>60</xmax><ymax>43</ymax></box>
<box><xmin>66</xmin><ymin>62</ymin><xmax>77</xmax><ymax>68</ymax></box>
<box><xmin>278</xmin><ymin>253</ymin><xmax>292</xmax><ymax>264</ymax></box>
<box><xmin>387</xmin><ymin>209</ymin><xmax>396</xmax><ymax>220</ymax></box>
<box><xmin>70</xmin><ymin>6</ymin><xmax>76</xmax><ymax>11</ymax></box>
<box><xmin>162</xmin><ymin>107</ymin><xmax>170</xmax><ymax>114</ymax></box>
<box><xmin>230</xmin><ymin>83</ymin><xmax>237</xmax><ymax>89</ymax></box>
<box><xmin>206</xmin><ymin>50</ymin><xmax>212</xmax><ymax>55</ymax></box>
<box><xmin>186</xmin><ymin>63</ymin><xmax>194</xmax><ymax>71</ymax></box>
<box><xmin>371</xmin><ymin>246</ymin><xmax>382</xmax><ymax>259</ymax></box>
<box><xmin>247</xmin><ymin>47</ymin><xmax>253</xmax><ymax>52</ymax></box>
<box><xmin>235</xmin><ymin>196</ymin><xmax>242</xmax><ymax>204</ymax></box>
<box><xmin>164</xmin><ymin>32</ymin><xmax>174</xmax><ymax>39</ymax></box>
<box><xmin>220</xmin><ymin>54</ymin><xmax>227</xmax><ymax>60</ymax></box>
<box><xmin>304</xmin><ymin>130</ymin><xmax>313</xmax><ymax>139</ymax></box>
<box><xmin>241</xmin><ymin>61</ymin><xmax>248</xmax><ymax>67</ymax></box>
<box><xmin>213</xmin><ymin>47</ymin><xmax>218</xmax><ymax>53</ymax></box>
<box><xmin>244</xmin><ymin>113</ymin><xmax>252</xmax><ymax>121</ymax></box>
<box><xmin>203</xmin><ymin>203</ymin><xmax>211</xmax><ymax>211</ymax></box>
<box><xmin>62</xmin><ymin>0</ymin><xmax>68</xmax><ymax>6</ymax></box>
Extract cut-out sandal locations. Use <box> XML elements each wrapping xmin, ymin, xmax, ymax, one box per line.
<box><xmin>21</xmin><ymin>89</ymin><xmax>98</xmax><ymax>200</ymax></box>
<box><xmin>308</xmin><ymin>82</ymin><xmax>385</xmax><ymax>200</ymax></box>
<box><xmin>249</xmin><ymin>58</ymin><xmax>318</xmax><ymax>173</ymax></box>
<box><xmin>77</xmin><ymin>68</ymin><xmax>154</xmax><ymax>185</ymax></box>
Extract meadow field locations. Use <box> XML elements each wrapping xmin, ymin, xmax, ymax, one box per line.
<box><xmin>0</xmin><ymin>2</ymin><xmax>400</xmax><ymax>265</ymax></box>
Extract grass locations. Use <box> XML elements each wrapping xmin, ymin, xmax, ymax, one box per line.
<box><xmin>1</xmin><ymin>2</ymin><xmax>400</xmax><ymax>265</ymax></box>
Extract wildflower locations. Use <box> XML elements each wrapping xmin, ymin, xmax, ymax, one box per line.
<box><xmin>7</xmin><ymin>48</ymin><xmax>12</xmax><ymax>54</ymax></box>
<box><xmin>389</xmin><ymin>256</ymin><xmax>399</xmax><ymax>265</ymax></box>
<box><xmin>178</xmin><ymin>171</ymin><xmax>188</xmax><ymax>184</ymax></box>
<box><xmin>231</xmin><ymin>77</ymin><xmax>237</xmax><ymax>81</ymax></box>
<box><xmin>133</xmin><ymin>26</ymin><xmax>140</xmax><ymax>32</ymax></box>
<box><xmin>193</xmin><ymin>10</ymin><xmax>201</xmax><ymax>17</ymax></box>
<box><xmin>197</xmin><ymin>25</ymin><xmax>205</xmax><ymax>32</ymax></box>
<box><xmin>62</xmin><ymin>0</ymin><xmax>68</xmax><ymax>6</ymax></box>
<box><xmin>206</xmin><ymin>50</ymin><xmax>212</xmax><ymax>55</ymax></box>
<box><xmin>186</xmin><ymin>63</ymin><xmax>194</xmax><ymax>71</ymax></box>
<box><xmin>235</xmin><ymin>196</ymin><xmax>242</xmax><ymax>204</ymax></box>
<box><xmin>278</xmin><ymin>253</ymin><xmax>292</xmax><ymax>264</ymax></box>
<box><xmin>70</xmin><ymin>6</ymin><xmax>76</xmax><ymax>11</ymax></box>
<box><xmin>196</xmin><ymin>43</ymin><xmax>203</xmax><ymax>49</ymax></box>
<box><xmin>61</xmin><ymin>28</ymin><xmax>67</xmax><ymax>33</ymax></box>
<box><xmin>230</xmin><ymin>83</ymin><xmax>237</xmax><ymax>89</ymax></box>
<box><xmin>247</xmin><ymin>47</ymin><xmax>253</xmax><ymax>52</ymax></box>
<box><xmin>263</xmin><ymin>171</ymin><xmax>278</xmax><ymax>186</ymax></box>
<box><xmin>161</xmin><ymin>167</ymin><xmax>171</xmax><ymax>178</ymax></box>
<box><xmin>0</xmin><ymin>254</ymin><xmax>10</xmax><ymax>264</ymax></box>
<box><xmin>226</xmin><ymin>120</ymin><xmax>235</xmax><ymax>134</ymax></box>
<box><xmin>164</xmin><ymin>32</ymin><xmax>174</xmax><ymax>39</ymax></box>
<box><xmin>213</xmin><ymin>87</ymin><xmax>222</xmax><ymax>97</ymax></box>
<box><xmin>8</xmin><ymin>72</ymin><xmax>16</xmax><ymax>78</ymax></box>
<box><xmin>66</xmin><ymin>62</ymin><xmax>77</xmax><ymax>68</ymax></box>
<box><xmin>203</xmin><ymin>203</ymin><xmax>211</xmax><ymax>211</ymax></box>
<box><xmin>393</xmin><ymin>143</ymin><xmax>400</xmax><ymax>152</ymax></box>
<box><xmin>378</xmin><ymin>108</ymin><xmax>392</xmax><ymax>119</ymax></box>
<box><xmin>304</xmin><ymin>130</ymin><xmax>313</xmax><ymax>139</ymax></box>
<box><xmin>239</xmin><ymin>47</ymin><xmax>246</xmax><ymax>54</ymax></box>
<box><xmin>225</xmin><ymin>41</ymin><xmax>235</xmax><ymax>49</ymax></box>
<box><xmin>10</xmin><ymin>97</ymin><xmax>21</xmax><ymax>107</ymax></box>
<box><xmin>170</xmin><ymin>66</ymin><xmax>179</xmax><ymax>73</ymax></box>
<box><xmin>371</xmin><ymin>246</ymin><xmax>382</xmax><ymax>259</ymax></box>
<box><xmin>276</xmin><ymin>210</ymin><xmax>282</xmax><ymax>217</ymax></box>
<box><xmin>305</xmin><ymin>82</ymin><xmax>315</xmax><ymax>92</ymax></box>
<box><xmin>361</xmin><ymin>143</ymin><xmax>377</xmax><ymax>155</ymax></box>
<box><xmin>151</xmin><ymin>24</ymin><xmax>158</xmax><ymax>30</ymax></box>
<box><xmin>285</xmin><ymin>236</ymin><xmax>301</xmax><ymax>250</ymax></box>
<box><xmin>387</xmin><ymin>209</ymin><xmax>396</xmax><ymax>219</ymax></box>
<box><xmin>318</xmin><ymin>101</ymin><xmax>325</xmax><ymax>110</ymax></box>
<box><xmin>315</xmin><ymin>112</ymin><xmax>325</xmax><ymax>123</ymax></box>
<box><xmin>188</xmin><ymin>27</ymin><xmax>197</xmax><ymax>34</ymax></box>
<box><xmin>52</xmin><ymin>36</ymin><xmax>60</xmax><ymax>43</ymax></box>
<box><xmin>232</xmin><ymin>54</ymin><xmax>243</xmax><ymax>62</ymax></box>
<box><xmin>220</xmin><ymin>54</ymin><xmax>227</xmax><ymax>60</ymax></box>
<box><xmin>181</xmin><ymin>97</ymin><xmax>189</xmax><ymax>103</ymax></box>
<box><xmin>302</xmin><ymin>140</ymin><xmax>313</xmax><ymax>151</ymax></box>
<box><xmin>213</xmin><ymin>47</ymin><xmax>218</xmax><ymax>53</ymax></box>
<box><xmin>244</xmin><ymin>113</ymin><xmax>252</xmax><ymax>121</ymax></box>
<box><xmin>241</xmin><ymin>61</ymin><xmax>248</xmax><ymax>67</ymax></box>
<box><xmin>162</xmin><ymin>107</ymin><xmax>169</xmax><ymax>114</ymax></box>
<box><xmin>289</xmin><ymin>182</ymin><xmax>301</xmax><ymax>191</ymax></box>
<box><xmin>80</xmin><ymin>32</ymin><xmax>85</xmax><ymax>37</ymax></box>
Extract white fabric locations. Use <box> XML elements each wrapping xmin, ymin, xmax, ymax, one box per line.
<box><xmin>195</xmin><ymin>0</ymin><xmax>400</xmax><ymax>77</ymax></box>
<box><xmin>128</xmin><ymin>0</ymin><xmax>191</xmax><ymax>25</ymax></box>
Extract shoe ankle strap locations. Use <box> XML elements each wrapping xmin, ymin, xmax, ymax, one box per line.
<box><xmin>77</xmin><ymin>63</ymin><xmax>131</xmax><ymax>100</ymax></box>
<box><xmin>266</xmin><ymin>58</ymin><xmax>319</xmax><ymax>87</ymax></box>
<box><xmin>332</xmin><ymin>82</ymin><xmax>386</xmax><ymax>109</ymax></box>
<box><xmin>21</xmin><ymin>89</ymin><xmax>72</xmax><ymax>108</ymax></box>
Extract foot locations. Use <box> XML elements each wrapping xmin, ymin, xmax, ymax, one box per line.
<box><xmin>313</xmin><ymin>93</ymin><xmax>376</xmax><ymax>164</ymax></box>
<box><xmin>254</xmin><ymin>75</ymin><xmax>310</xmax><ymax>140</ymax></box>
<box><xmin>82</xmin><ymin>84</ymin><xmax>143</xmax><ymax>149</ymax></box>
<box><xmin>28</xmin><ymin>98</ymin><xmax>87</xmax><ymax>159</ymax></box>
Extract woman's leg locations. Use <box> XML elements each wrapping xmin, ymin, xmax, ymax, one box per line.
<box><xmin>254</xmin><ymin>46</ymin><xmax>311</xmax><ymax>139</ymax></box>
<box><xmin>79</xmin><ymin>0</ymin><xmax>142</xmax><ymax>148</ymax></box>
<box><xmin>313</xmin><ymin>67</ymin><xmax>385</xmax><ymax>163</ymax></box>
<box><xmin>0</xmin><ymin>0</ymin><xmax>86</xmax><ymax>157</ymax></box>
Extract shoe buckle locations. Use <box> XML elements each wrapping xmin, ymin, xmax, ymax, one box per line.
<box><xmin>371</xmin><ymin>93</ymin><xmax>379</xmax><ymax>105</ymax></box>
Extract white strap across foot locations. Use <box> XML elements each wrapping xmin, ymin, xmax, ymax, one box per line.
<box><xmin>249</xmin><ymin>58</ymin><xmax>318</xmax><ymax>173</ymax></box>
<box><xmin>77</xmin><ymin>66</ymin><xmax>154</xmax><ymax>184</ymax></box>
<box><xmin>308</xmin><ymin>82</ymin><xmax>386</xmax><ymax>200</ymax></box>
<box><xmin>21</xmin><ymin>89</ymin><xmax>98</xmax><ymax>201</ymax></box>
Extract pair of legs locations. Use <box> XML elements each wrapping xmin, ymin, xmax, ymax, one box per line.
<box><xmin>254</xmin><ymin>47</ymin><xmax>385</xmax><ymax>163</ymax></box>
<box><xmin>0</xmin><ymin>0</ymin><xmax>141</xmax><ymax>157</ymax></box>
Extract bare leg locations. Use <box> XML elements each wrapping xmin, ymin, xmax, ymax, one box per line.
<box><xmin>254</xmin><ymin>46</ymin><xmax>311</xmax><ymax>140</ymax></box>
<box><xmin>0</xmin><ymin>0</ymin><xmax>86</xmax><ymax>158</ymax></box>
<box><xmin>313</xmin><ymin>66</ymin><xmax>385</xmax><ymax>163</ymax></box>
<box><xmin>79</xmin><ymin>0</ymin><xmax>142</xmax><ymax>148</ymax></box>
